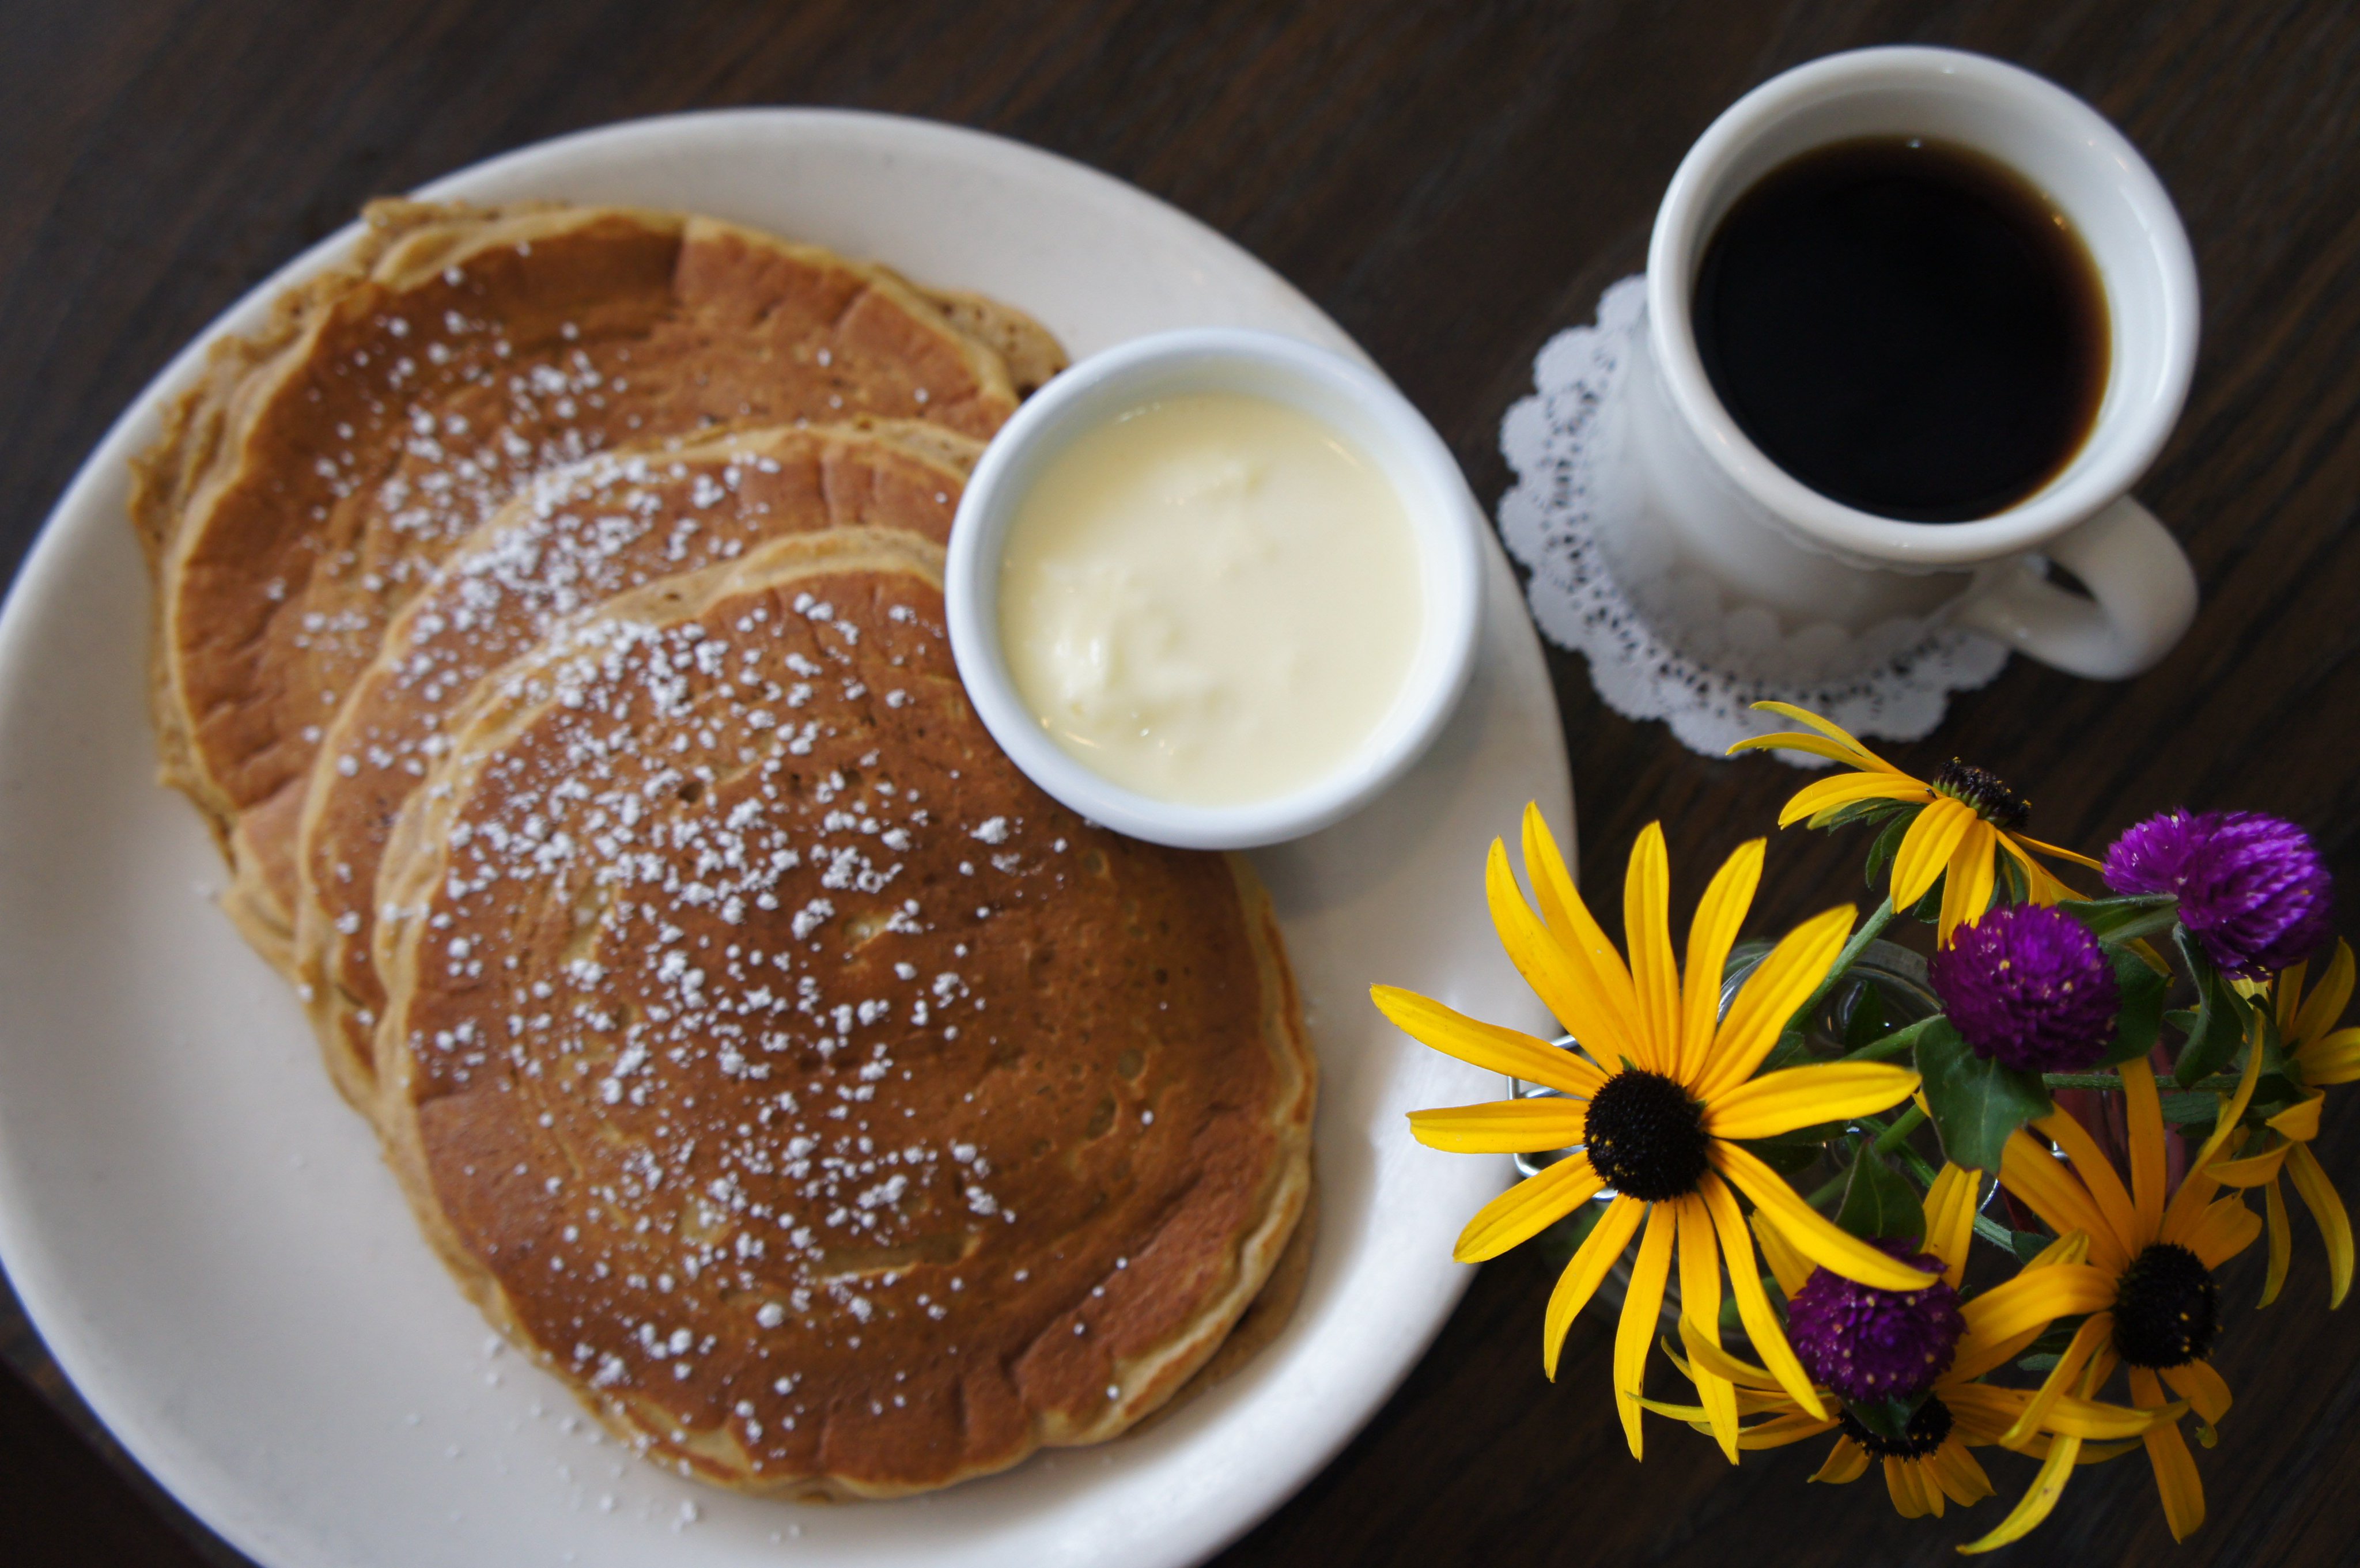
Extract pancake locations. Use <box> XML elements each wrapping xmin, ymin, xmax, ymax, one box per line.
<box><xmin>133</xmin><ymin>198</ymin><xmax>1061</xmax><ymax>971</ymax></box>
<box><xmin>293</xmin><ymin>420</ymin><xmax>979</xmax><ymax>1113</ymax></box>
<box><xmin>370</xmin><ymin>528</ymin><xmax>1315</xmax><ymax>1497</ymax></box>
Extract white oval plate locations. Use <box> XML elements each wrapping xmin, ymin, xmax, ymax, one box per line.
<box><xmin>0</xmin><ymin>111</ymin><xmax>1571</xmax><ymax>1568</ymax></box>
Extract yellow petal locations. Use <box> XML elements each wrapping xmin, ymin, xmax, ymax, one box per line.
<box><xmin>2036</xmin><ymin>1107</ymin><xmax>2140</xmax><ymax>1256</ymax></box>
<box><xmin>2159</xmin><ymin>1358</ymin><xmax>2232</xmax><ymax>1428</ymax></box>
<box><xmin>2267</xmin><ymin>1091</ymin><xmax>2324</xmax><ymax>1143</ymax></box>
<box><xmin>1891</xmin><ymin>797</ymin><xmax>1976</xmax><ymax>907</ymax></box>
<box><xmin>1775</xmin><ymin>771</ymin><xmax>1926</xmax><ymax>828</ymax></box>
<box><xmin>2000</xmin><ymin>1130</ymin><xmax>2131</xmax><ymax>1274</ymax></box>
<box><xmin>1713</xmin><ymin>1142</ymin><xmax>1936</xmax><ymax>1290</ymax></box>
<box><xmin>1678</xmin><ymin>839</ymin><xmax>1763</xmax><ymax>1082</ymax></box>
<box><xmin>1940</xmin><ymin>1378</ymin><xmax>2028</xmax><ymax>1437</ymax></box>
<box><xmin>1697</xmin><ymin>903</ymin><xmax>1856</xmax><ymax>1101</ymax></box>
<box><xmin>1924</xmin><ymin>1164</ymin><xmax>1980</xmax><ymax>1289</ymax></box>
<box><xmin>2285</xmin><ymin>1142</ymin><xmax>2354</xmax><ymax>1306</ymax></box>
<box><xmin>2207</xmin><ymin>1143</ymin><xmax>2291</xmax><ymax>1189</ymax></box>
<box><xmin>1675</xmin><ymin>1313</ymin><xmax>1786</xmax><ymax>1391</ymax></box>
<box><xmin>2176</xmin><ymin>1195</ymin><xmax>2261</xmax><ymax>1271</ymax></box>
<box><xmin>1613</xmin><ymin>1204</ymin><xmax>1676</xmax><ymax>1458</ymax></box>
<box><xmin>1732</xmin><ymin>731</ymin><xmax>1900</xmax><ymax>771</ymax></box>
<box><xmin>1741</xmin><ymin>702</ymin><xmax>1901</xmax><ymax>770</ymax></box>
<box><xmin>1700</xmin><ymin>1171</ymin><xmax>1826</xmax><ymax>1419</ymax></box>
<box><xmin>2298</xmin><ymin>1027</ymin><xmax>2360</xmax><ymax>1085</ymax></box>
<box><xmin>1733</xmin><ymin>1412</ymin><xmax>1843</xmax><ymax>1450</ymax></box>
<box><xmin>1884</xmin><ymin>1456</ymin><xmax>1928</xmax><ymax>1519</ymax></box>
<box><xmin>1960</xmin><ymin>1263</ymin><xmax>2116</xmax><ymax>1350</ymax></box>
<box><xmin>1371</xmin><ymin>986</ymin><xmax>1609</xmax><ymax>1098</ymax></box>
<box><xmin>2291</xmin><ymin>940</ymin><xmax>2355</xmax><ymax>1046</ymax></box>
<box><xmin>1510</xmin><ymin>814</ymin><xmax>1648</xmax><ymax>1063</ymax></box>
<box><xmin>1409</xmin><ymin>1098</ymin><xmax>1590</xmax><ymax>1154</ymax></box>
<box><xmin>1995</xmin><ymin>831</ymin><xmax>2087</xmax><ymax>906</ymax></box>
<box><xmin>1453</xmin><ymin>1154</ymin><xmax>1606</xmax><ymax>1262</ymax></box>
<box><xmin>2007</xmin><ymin>831</ymin><xmax>2105</xmax><ymax>872</ymax></box>
<box><xmin>2277</xmin><ymin>955</ymin><xmax>2309</xmax><ymax>1036</ymax></box>
<box><xmin>2045</xmin><ymin>1391</ymin><xmax>2187</xmax><ymax>1441</ymax></box>
<box><xmin>1936</xmin><ymin>820</ymin><xmax>1998</xmax><ymax>944</ymax></box>
<box><xmin>2130</xmin><ymin>1369</ymin><xmax>2206</xmax><ymax>1542</ymax></box>
<box><xmin>1930</xmin><ymin>1439</ymin><xmax>1996</xmax><ymax>1508</ymax></box>
<box><xmin>1994</xmin><ymin>1314</ymin><xmax>2110</xmax><ymax>1444</ymax></box>
<box><xmin>1706</xmin><ymin>1061</ymin><xmax>1920</xmax><ymax>1141</ymax></box>
<box><xmin>1485</xmin><ymin>840</ymin><xmax>1636</xmax><ymax>1067</ymax></box>
<box><xmin>2171</xmin><ymin>1031</ymin><xmax>2266</xmax><ymax>1239</ymax></box>
<box><xmin>1813</xmin><ymin>1436</ymin><xmax>1872</xmax><ymax>1484</ymax></box>
<box><xmin>1624</xmin><ymin>824</ymin><xmax>1682</xmax><ymax>1075</ymax></box>
<box><xmin>1543</xmin><ymin>1194</ymin><xmax>1644</xmax><ymax>1378</ymax></box>
<box><xmin>1751</xmin><ymin>1206</ymin><xmax>1813</xmax><ymax>1299</ymax></box>
<box><xmin>1675</xmin><ymin>1198</ymin><xmax>1738</xmax><ymax>1463</ymax></box>
<box><xmin>2261</xmin><ymin>1173</ymin><xmax>2291</xmax><ymax>1307</ymax></box>
<box><xmin>1958</xmin><ymin>1429</ymin><xmax>2081</xmax><ymax>1554</ymax></box>
<box><xmin>2123</xmin><ymin>1059</ymin><xmax>2167</xmax><ymax>1245</ymax></box>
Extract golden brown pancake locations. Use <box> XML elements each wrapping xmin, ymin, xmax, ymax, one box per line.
<box><xmin>293</xmin><ymin>421</ymin><xmax>979</xmax><ymax>1113</ymax></box>
<box><xmin>133</xmin><ymin>198</ymin><xmax>1060</xmax><ymax>970</ymax></box>
<box><xmin>370</xmin><ymin>529</ymin><xmax>1315</xmax><ymax>1498</ymax></box>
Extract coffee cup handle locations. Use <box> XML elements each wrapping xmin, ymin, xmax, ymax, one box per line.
<box><xmin>1953</xmin><ymin>497</ymin><xmax>2198</xmax><ymax>680</ymax></box>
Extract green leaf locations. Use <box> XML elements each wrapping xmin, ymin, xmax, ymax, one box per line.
<box><xmin>1836</xmin><ymin>1138</ymin><xmax>1926</xmax><ymax>1244</ymax></box>
<box><xmin>1995</xmin><ymin>849</ymin><xmax>2030</xmax><ymax>907</ymax></box>
<box><xmin>1908</xmin><ymin>877</ymin><xmax>1946</xmax><ymax>925</ymax></box>
<box><xmin>2057</xmin><ymin>893</ymin><xmax>2181</xmax><ymax>945</ymax></box>
<box><xmin>2010</xmin><ymin>1228</ymin><xmax>2055</xmax><ymax>1266</ymax></box>
<box><xmin>1846</xmin><ymin>1394</ymin><xmax>1924</xmax><ymax>1444</ymax></box>
<box><xmin>2158</xmin><ymin>1090</ymin><xmax>2221</xmax><ymax>1125</ymax></box>
<box><xmin>1864</xmin><ymin>810</ymin><xmax>1918</xmax><ymax>891</ymax></box>
<box><xmin>2101</xmin><ymin>944</ymin><xmax>2169</xmax><ymax>1066</ymax></box>
<box><xmin>1813</xmin><ymin>798</ymin><xmax>1911</xmax><ymax>832</ymax></box>
<box><xmin>1760</xmin><ymin>1028</ymin><xmax>1814</xmax><ymax>1074</ymax></box>
<box><xmin>1917</xmin><ymin>1017</ymin><xmax>2053</xmax><ymax>1171</ymax></box>
<box><xmin>1738</xmin><ymin>1137</ymin><xmax>1827</xmax><ymax>1177</ymax></box>
<box><xmin>2173</xmin><ymin>926</ymin><xmax>2250</xmax><ymax>1087</ymax></box>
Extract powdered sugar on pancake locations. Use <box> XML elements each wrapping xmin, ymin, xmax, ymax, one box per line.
<box><xmin>373</xmin><ymin>538</ymin><xmax>1309</xmax><ymax>1497</ymax></box>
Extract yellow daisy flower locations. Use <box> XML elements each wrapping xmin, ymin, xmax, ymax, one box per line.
<box><xmin>1994</xmin><ymin>1058</ymin><xmax>2265</xmax><ymax>1542</ymax></box>
<box><xmin>1373</xmin><ymin>807</ymin><xmax>1930</xmax><ymax>1459</ymax></box>
<box><xmin>2206</xmin><ymin>938</ymin><xmax>2359</xmax><ymax>1306</ymax></box>
<box><xmin>1644</xmin><ymin>1166</ymin><xmax>2173</xmax><ymax>1548</ymax></box>
<box><xmin>1726</xmin><ymin>702</ymin><xmax>2100</xmax><ymax>943</ymax></box>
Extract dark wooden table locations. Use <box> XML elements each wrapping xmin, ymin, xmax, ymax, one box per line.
<box><xmin>6</xmin><ymin>1</ymin><xmax>2359</xmax><ymax>1563</ymax></box>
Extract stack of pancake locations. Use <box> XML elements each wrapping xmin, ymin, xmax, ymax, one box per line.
<box><xmin>132</xmin><ymin>200</ymin><xmax>1315</xmax><ymax>1498</ymax></box>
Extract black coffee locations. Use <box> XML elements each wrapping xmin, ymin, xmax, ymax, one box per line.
<box><xmin>1693</xmin><ymin>136</ymin><xmax>2108</xmax><ymax>522</ymax></box>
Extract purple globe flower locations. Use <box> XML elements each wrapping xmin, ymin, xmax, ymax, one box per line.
<box><xmin>2103</xmin><ymin>809</ymin><xmax>2334</xmax><ymax>979</ymax></box>
<box><xmin>1786</xmin><ymin>1245</ymin><xmax>1964</xmax><ymax>1404</ymax></box>
<box><xmin>1928</xmin><ymin>903</ymin><xmax>2120</xmax><ymax>1073</ymax></box>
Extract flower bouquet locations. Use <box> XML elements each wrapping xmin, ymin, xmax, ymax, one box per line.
<box><xmin>1374</xmin><ymin>703</ymin><xmax>2347</xmax><ymax>1551</ymax></box>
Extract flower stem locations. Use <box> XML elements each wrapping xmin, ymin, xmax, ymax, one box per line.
<box><xmin>1871</xmin><ymin>1105</ymin><xmax>1926</xmax><ymax>1154</ymax></box>
<box><xmin>2043</xmin><ymin>1070</ymin><xmax>2242</xmax><ymax>1094</ymax></box>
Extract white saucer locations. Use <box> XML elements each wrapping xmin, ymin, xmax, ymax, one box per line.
<box><xmin>0</xmin><ymin>110</ymin><xmax>1572</xmax><ymax>1568</ymax></box>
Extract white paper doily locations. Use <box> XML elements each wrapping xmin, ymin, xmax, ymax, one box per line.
<box><xmin>1496</xmin><ymin>276</ymin><xmax>2010</xmax><ymax>765</ymax></box>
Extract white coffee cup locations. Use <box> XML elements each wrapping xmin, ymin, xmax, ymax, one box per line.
<box><xmin>1616</xmin><ymin>46</ymin><xmax>2199</xmax><ymax>680</ymax></box>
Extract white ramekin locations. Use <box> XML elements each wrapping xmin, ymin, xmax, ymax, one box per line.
<box><xmin>944</xmin><ymin>328</ymin><xmax>1483</xmax><ymax>850</ymax></box>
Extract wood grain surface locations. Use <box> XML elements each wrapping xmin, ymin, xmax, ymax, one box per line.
<box><xmin>5</xmin><ymin>1</ymin><xmax>2358</xmax><ymax>1562</ymax></box>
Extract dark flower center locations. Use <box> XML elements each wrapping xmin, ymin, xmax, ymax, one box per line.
<box><xmin>1583</xmin><ymin>1069</ymin><xmax>1710</xmax><ymax>1202</ymax></box>
<box><xmin>1932</xmin><ymin>759</ymin><xmax>2030</xmax><ymax>831</ymax></box>
<box><xmin>2112</xmin><ymin>1243</ymin><xmax>2218</xmax><ymax>1368</ymax></box>
<box><xmin>1838</xmin><ymin>1396</ymin><xmax>1954</xmax><ymax>1460</ymax></box>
